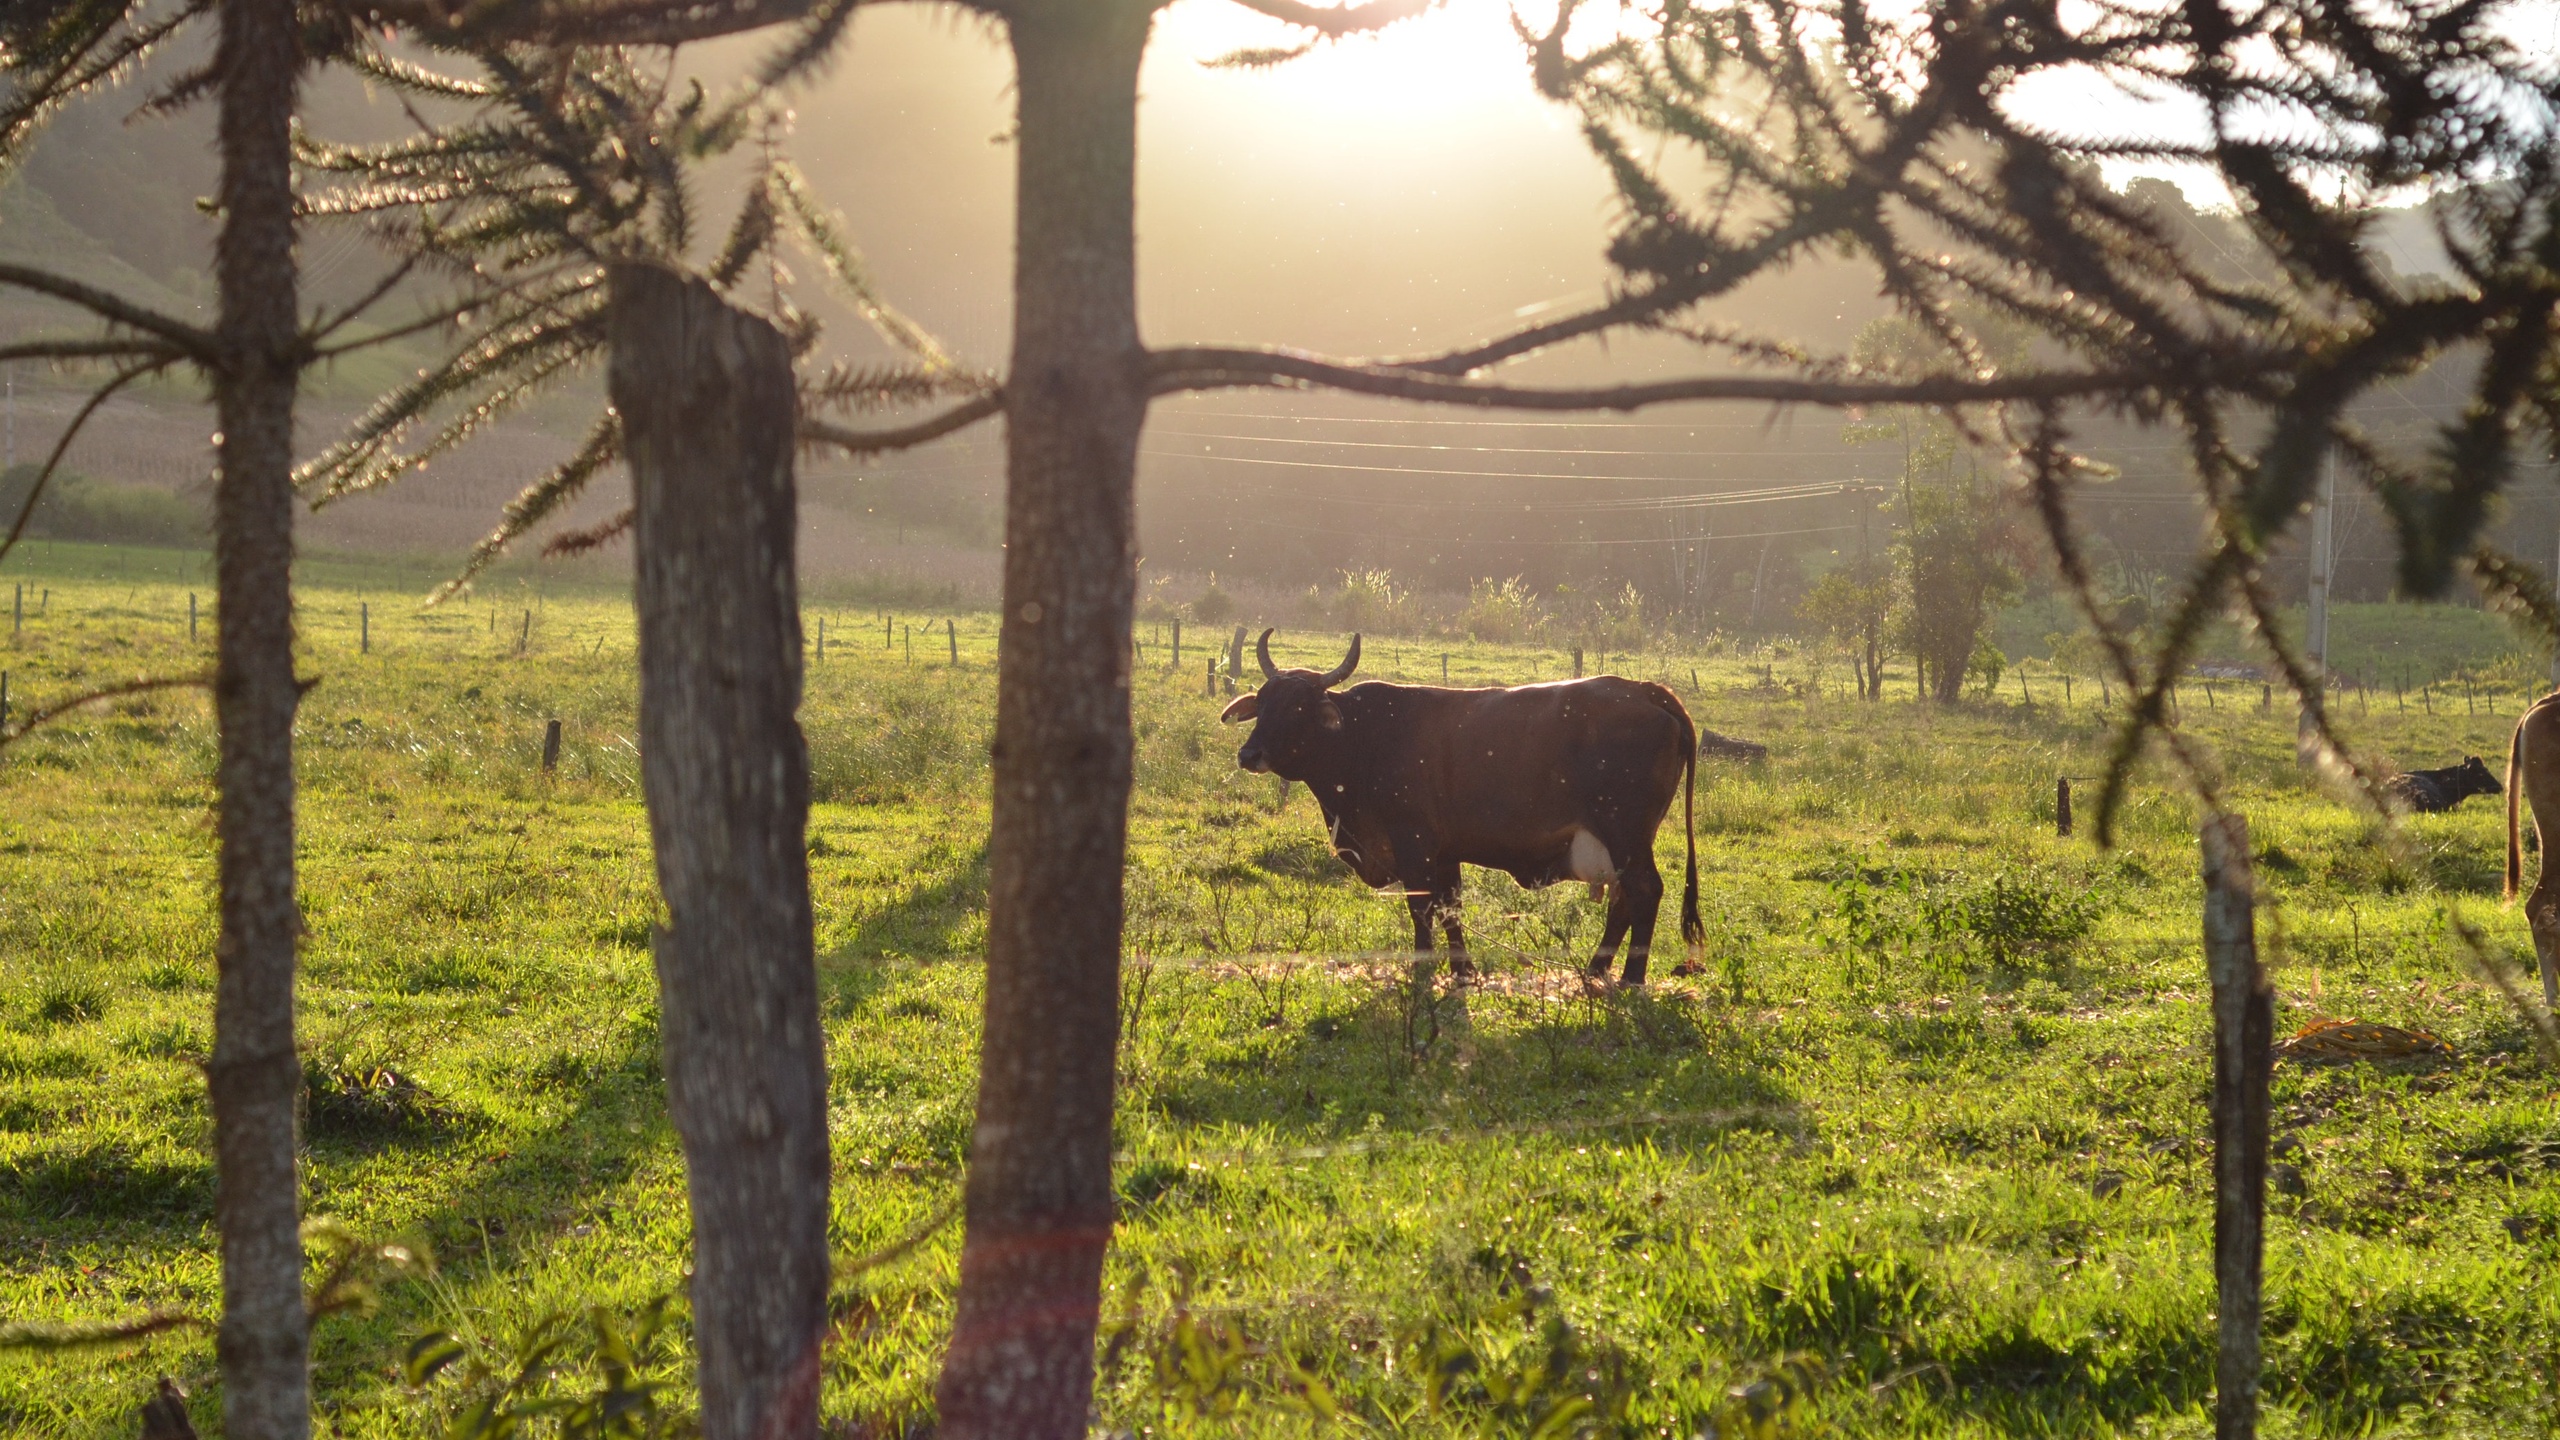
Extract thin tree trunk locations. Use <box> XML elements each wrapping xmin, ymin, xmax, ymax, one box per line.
<box><xmin>2202</xmin><ymin>813</ymin><xmax>2270</xmax><ymax>1440</ymax></box>
<box><xmin>611</xmin><ymin>262</ymin><xmax>830</xmax><ymax>1440</ymax></box>
<box><xmin>936</xmin><ymin>4</ymin><xmax>1151</xmax><ymax>1434</ymax></box>
<box><xmin>207</xmin><ymin>1</ymin><xmax>309</xmax><ymax>1435</ymax></box>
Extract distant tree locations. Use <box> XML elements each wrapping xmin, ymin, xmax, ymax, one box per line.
<box><xmin>1891</xmin><ymin>474</ymin><xmax>2025</xmax><ymax>705</ymax></box>
<box><xmin>1798</xmin><ymin>564</ymin><xmax>1891</xmax><ymax>700</ymax></box>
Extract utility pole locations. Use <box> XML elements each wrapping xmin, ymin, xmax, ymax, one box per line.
<box><xmin>2300</xmin><ymin>450</ymin><xmax>2335</xmax><ymax>762</ymax></box>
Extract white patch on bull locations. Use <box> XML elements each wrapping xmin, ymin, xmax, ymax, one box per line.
<box><xmin>1569</xmin><ymin>828</ymin><xmax>1617</xmax><ymax>903</ymax></box>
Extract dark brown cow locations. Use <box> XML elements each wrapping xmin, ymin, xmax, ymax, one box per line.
<box><xmin>1221</xmin><ymin>630</ymin><xmax>1722</xmax><ymax>985</ymax></box>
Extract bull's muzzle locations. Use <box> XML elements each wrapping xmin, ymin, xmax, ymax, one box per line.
<box><xmin>1237</xmin><ymin>742</ymin><xmax>1269</xmax><ymax>774</ymax></box>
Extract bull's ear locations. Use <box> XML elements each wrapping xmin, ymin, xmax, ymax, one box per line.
<box><xmin>1316</xmin><ymin>697</ymin><xmax>1344</xmax><ymax>731</ymax></box>
<box><xmin>1218</xmin><ymin>692</ymin><xmax>1260</xmax><ymax>724</ymax></box>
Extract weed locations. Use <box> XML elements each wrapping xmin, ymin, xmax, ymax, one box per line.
<box><xmin>32</xmin><ymin>982</ymin><xmax>108</xmax><ymax>1027</ymax></box>
<box><xmin>303</xmin><ymin>1052</ymin><xmax>458</xmax><ymax>1141</ymax></box>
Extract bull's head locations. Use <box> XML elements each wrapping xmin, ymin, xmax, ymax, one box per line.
<box><xmin>1219</xmin><ymin>629</ymin><xmax>1361</xmax><ymax>776</ymax></box>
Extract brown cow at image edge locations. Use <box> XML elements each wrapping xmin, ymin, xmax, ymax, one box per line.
<box><xmin>2504</xmin><ymin>691</ymin><xmax>2560</xmax><ymax>1009</ymax></box>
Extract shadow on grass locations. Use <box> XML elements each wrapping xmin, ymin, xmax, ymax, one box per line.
<box><xmin>297</xmin><ymin>1014</ymin><xmax>679</xmax><ymax>1404</ymax></box>
<box><xmin>828</xmin><ymin>839</ymin><xmax>990</xmax><ymax>970</ymax></box>
<box><xmin>1131</xmin><ymin>964</ymin><xmax>1802</xmax><ymax>1155</ymax></box>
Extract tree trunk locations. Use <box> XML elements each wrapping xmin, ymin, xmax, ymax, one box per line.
<box><xmin>207</xmin><ymin>2</ymin><xmax>309</xmax><ymax>1435</ymax></box>
<box><xmin>2202</xmin><ymin>814</ymin><xmax>2271</xmax><ymax>1440</ymax></box>
<box><xmin>936</xmin><ymin>5</ymin><xmax>1152</xmax><ymax>1435</ymax></box>
<box><xmin>611</xmin><ymin>263</ymin><xmax>830</xmax><ymax>1440</ymax></box>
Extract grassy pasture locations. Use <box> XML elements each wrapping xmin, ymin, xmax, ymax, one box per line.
<box><xmin>2</xmin><ymin>540</ymin><xmax>2558</xmax><ymax>1437</ymax></box>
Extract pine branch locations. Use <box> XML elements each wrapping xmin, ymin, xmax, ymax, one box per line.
<box><xmin>0</xmin><ymin>263</ymin><xmax>215</xmax><ymax>360</ymax></box>
<box><xmin>799</xmin><ymin>392</ymin><xmax>1003</xmax><ymax>456</ymax></box>
<box><xmin>0</xmin><ymin>674</ymin><xmax>215</xmax><ymax>756</ymax></box>
<box><xmin>352</xmin><ymin>0</ymin><xmax>842</xmax><ymax>47</ymax></box>
<box><xmin>1145</xmin><ymin>345</ymin><xmax>2275</xmax><ymax>412</ymax></box>
<box><xmin>431</xmin><ymin>411</ymin><xmax>623</xmax><ymax>602</ymax></box>
<box><xmin>0</xmin><ymin>357</ymin><xmax>179</xmax><ymax>566</ymax></box>
<box><xmin>1224</xmin><ymin>0</ymin><xmax>1437</xmax><ymax>38</ymax></box>
<box><xmin>0</xmin><ymin>337</ymin><xmax>184</xmax><ymax>363</ymax></box>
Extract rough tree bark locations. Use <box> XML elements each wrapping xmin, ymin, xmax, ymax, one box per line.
<box><xmin>610</xmin><ymin>262</ymin><xmax>831</xmax><ymax>1440</ymax></box>
<box><xmin>206</xmin><ymin>0</ymin><xmax>311</xmax><ymax>1435</ymax></box>
<box><xmin>935</xmin><ymin>4</ymin><xmax>1153</xmax><ymax>1434</ymax></box>
<box><xmin>2203</xmin><ymin>813</ymin><xmax>2270</xmax><ymax>1440</ymax></box>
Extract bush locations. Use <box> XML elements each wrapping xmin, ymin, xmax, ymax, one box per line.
<box><xmin>1314</xmin><ymin>567</ymin><xmax>1418</xmax><ymax>634</ymax></box>
<box><xmin>1459</xmin><ymin>575</ymin><xmax>1544</xmax><ymax>643</ymax></box>
<box><xmin>1193</xmin><ymin>574</ymin><xmax>1236</xmax><ymax>625</ymax></box>
<box><xmin>0</xmin><ymin>464</ymin><xmax>205</xmax><ymax>547</ymax></box>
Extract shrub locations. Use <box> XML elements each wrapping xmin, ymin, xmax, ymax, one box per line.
<box><xmin>0</xmin><ymin>464</ymin><xmax>205</xmax><ymax>547</ymax></box>
<box><xmin>1459</xmin><ymin>575</ymin><xmax>1544</xmax><ymax>643</ymax></box>
<box><xmin>1317</xmin><ymin>567</ymin><xmax>1417</xmax><ymax>634</ymax></box>
<box><xmin>1193</xmin><ymin>574</ymin><xmax>1236</xmax><ymax>625</ymax></box>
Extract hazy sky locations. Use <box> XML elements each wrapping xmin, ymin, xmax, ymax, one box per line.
<box><xmin>780</xmin><ymin>1</ymin><xmax>1634</xmax><ymax>372</ymax></box>
<box><xmin>772</xmin><ymin>0</ymin><xmax>2303</xmax><ymax>380</ymax></box>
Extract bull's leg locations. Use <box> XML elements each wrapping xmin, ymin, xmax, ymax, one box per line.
<box><xmin>1431</xmin><ymin>863</ymin><xmax>1472</xmax><ymax>981</ymax></box>
<box><xmin>1614</xmin><ymin>855</ymin><xmax>1667</xmax><ymax>987</ymax></box>
<box><xmin>1404</xmin><ymin>885</ymin><xmax>1438</xmax><ymax>957</ymax></box>
<box><xmin>1587</xmin><ymin>893</ymin><xmax>1634</xmax><ymax>981</ymax></box>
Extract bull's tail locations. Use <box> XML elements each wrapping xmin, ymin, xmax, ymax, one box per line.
<box><xmin>1681</xmin><ymin>716</ymin><xmax>1703</xmax><ymax>964</ymax></box>
<box><xmin>2511</xmin><ymin>699</ymin><xmax>2535</xmax><ymax>902</ymax></box>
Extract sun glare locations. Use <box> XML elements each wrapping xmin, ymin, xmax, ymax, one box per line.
<box><xmin>1148</xmin><ymin>0</ymin><xmax>1589</xmax><ymax>142</ymax></box>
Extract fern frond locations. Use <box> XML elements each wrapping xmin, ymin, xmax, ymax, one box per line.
<box><xmin>431</xmin><ymin>412</ymin><xmax>624</xmax><ymax>603</ymax></box>
<box><xmin>769</xmin><ymin>161</ymin><xmax>958</xmax><ymax>372</ymax></box>
<box><xmin>801</xmin><ymin>361</ymin><xmax>995</xmax><ymax>416</ymax></box>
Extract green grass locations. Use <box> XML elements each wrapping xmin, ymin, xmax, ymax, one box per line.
<box><xmin>4</xmin><ymin>540</ymin><xmax>2558</xmax><ymax>1437</ymax></box>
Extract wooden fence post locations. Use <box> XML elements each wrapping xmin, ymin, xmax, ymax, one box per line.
<box><xmin>518</xmin><ymin>608</ymin><xmax>531</xmax><ymax>654</ymax></box>
<box><xmin>948</xmin><ymin>617</ymin><xmax>959</xmax><ymax>666</ymax></box>
<box><xmin>1171</xmin><ymin>616</ymin><xmax>1181</xmax><ymax>671</ymax></box>
<box><xmin>541</xmin><ymin>719</ymin><xmax>562</xmax><ymax>773</ymax></box>
<box><xmin>360</xmin><ymin>601</ymin><xmax>370</xmax><ymax>656</ymax></box>
<box><xmin>1572</xmin><ymin>646</ymin><xmax>1584</xmax><ymax>678</ymax></box>
<box><xmin>2201</xmin><ymin>812</ymin><xmax>2271</xmax><ymax>1440</ymax></box>
<box><xmin>816</xmin><ymin>616</ymin><xmax>825</xmax><ymax>662</ymax></box>
<box><xmin>190</xmin><ymin>592</ymin><xmax>198</xmax><ymax>642</ymax></box>
<box><xmin>2056</xmin><ymin>778</ymin><xmax>2072</xmax><ymax>839</ymax></box>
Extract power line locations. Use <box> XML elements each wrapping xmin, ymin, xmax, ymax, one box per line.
<box><xmin>1160</xmin><ymin>472</ymin><xmax>1870</xmax><ymax>515</ymax></box>
<box><xmin>1237</xmin><ymin>518</ymin><xmax>1859</xmax><ymax>547</ymax></box>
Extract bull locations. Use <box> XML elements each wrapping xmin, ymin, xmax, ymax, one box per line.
<box><xmin>1220</xmin><ymin>629</ymin><xmax>1738</xmax><ymax>985</ymax></box>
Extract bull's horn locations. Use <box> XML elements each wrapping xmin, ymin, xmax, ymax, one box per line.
<box><xmin>1256</xmin><ymin>627</ymin><xmax>1280</xmax><ymax>681</ymax></box>
<box><xmin>1319</xmin><ymin>634</ymin><xmax>1362</xmax><ymax>688</ymax></box>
